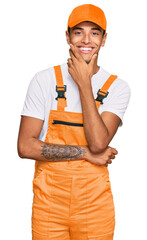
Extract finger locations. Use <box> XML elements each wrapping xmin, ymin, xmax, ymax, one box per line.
<box><xmin>109</xmin><ymin>148</ymin><xmax>118</xmax><ymax>155</ymax></box>
<box><xmin>68</xmin><ymin>67</ymin><xmax>74</xmax><ymax>76</ymax></box>
<box><xmin>110</xmin><ymin>154</ymin><xmax>115</xmax><ymax>160</ymax></box>
<box><xmin>105</xmin><ymin>159</ymin><xmax>112</xmax><ymax>167</ymax></box>
<box><xmin>112</xmin><ymin>148</ymin><xmax>118</xmax><ymax>155</ymax></box>
<box><xmin>108</xmin><ymin>159</ymin><xmax>112</xmax><ymax>164</ymax></box>
<box><xmin>108</xmin><ymin>146</ymin><xmax>118</xmax><ymax>154</ymax></box>
<box><xmin>107</xmin><ymin>158</ymin><xmax>112</xmax><ymax>163</ymax></box>
<box><xmin>70</xmin><ymin>44</ymin><xmax>83</xmax><ymax>61</ymax></box>
<box><xmin>89</xmin><ymin>53</ymin><xmax>97</xmax><ymax>67</ymax></box>
<box><xmin>67</xmin><ymin>57</ymin><xmax>73</xmax><ymax>63</ymax></box>
<box><xmin>67</xmin><ymin>58</ymin><xmax>73</xmax><ymax>67</ymax></box>
<box><xmin>69</xmin><ymin>49</ymin><xmax>77</xmax><ymax>62</ymax></box>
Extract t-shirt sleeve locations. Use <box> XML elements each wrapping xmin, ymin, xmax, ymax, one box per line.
<box><xmin>100</xmin><ymin>79</ymin><xmax>131</xmax><ymax>127</ymax></box>
<box><xmin>21</xmin><ymin>72</ymin><xmax>45</xmax><ymax>120</ymax></box>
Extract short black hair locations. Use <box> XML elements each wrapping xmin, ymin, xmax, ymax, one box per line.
<box><xmin>68</xmin><ymin>26</ymin><xmax>105</xmax><ymax>36</ymax></box>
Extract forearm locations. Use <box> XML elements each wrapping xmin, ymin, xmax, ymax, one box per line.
<box><xmin>18</xmin><ymin>137</ymin><xmax>89</xmax><ymax>162</ymax></box>
<box><xmin>79</xmin><ymin>83</ymin><xmax>109</xmax><ymax>152</ymax></box>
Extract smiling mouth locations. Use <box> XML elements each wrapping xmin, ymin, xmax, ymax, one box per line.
<box><xmin>77</xmin><ymin>47</ymin><xmax>94</xmax><ymax>54</ymax></box>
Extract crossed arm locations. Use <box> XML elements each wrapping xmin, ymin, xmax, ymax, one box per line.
<box><xmin>17</xmin><ymin>116</ymin><xmax>87</xmax><ymax>162</ymax></box>
<box><xmin>17</xmin><ymin>109</ymin><xmax>119</xmax><ymax>166</ymax></box>
<box><xmin>17</xmin><ymin>81</ymin><xmax>121</xmax><ymax>165</ymax></box>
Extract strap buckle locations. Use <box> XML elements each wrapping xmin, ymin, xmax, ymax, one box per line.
<box><xmin>95</xmin><ymin>89</ymin><xmax>109</xmax><ymax>104</ymax></box>
<box><xmin>55</xmin><ymin>85</ymin><xmax>67</xmax><ymax>100</ymax></box>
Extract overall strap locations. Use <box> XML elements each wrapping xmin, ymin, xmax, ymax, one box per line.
<box><xmin>54</xmin><ymin>65</ymin><xmax>67</xmax><ymax>111</ymax></box>
<box><xmin>95</xmin><ymin>75</ymin><xmax>118</xmax><ymax>110</ymax></box>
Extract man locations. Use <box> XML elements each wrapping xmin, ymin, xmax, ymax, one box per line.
<box><xmin>17</xmin><ymin>4</ymin><xmax>131</xmax><ymax>240</ymax></box>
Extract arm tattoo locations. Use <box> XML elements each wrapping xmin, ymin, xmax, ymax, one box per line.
<box><xmin>41</xmin><ymin>143</ymin><xmax>86</xmax><ymax>161</ymax></box>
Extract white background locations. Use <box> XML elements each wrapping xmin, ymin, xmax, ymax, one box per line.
<box><xmin>0</xmin><ymin>0</ymin><xmax>147</xmax><ymax>239</ymax></box>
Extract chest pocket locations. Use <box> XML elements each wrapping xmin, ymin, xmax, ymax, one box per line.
<box><xmin>45</xmin><ymin>109</ymin><xmax>88</xmax><ymax>145</ymax></box>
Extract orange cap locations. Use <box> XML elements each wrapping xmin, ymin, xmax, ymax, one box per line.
<box><xmin>67</xmin><ymin>4</ymin><xmax>107</xmax><ymax>31</ymax></box>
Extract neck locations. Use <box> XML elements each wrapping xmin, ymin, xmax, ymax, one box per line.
<box><xmin>93</xmin><ymin>65</ymin><xmax>100</xmax><ymax>75</ymax></box>
<box><xmin>88</xmin><ymin>55</ymin><xmax>100</xmax><ymax>75</ymax></box>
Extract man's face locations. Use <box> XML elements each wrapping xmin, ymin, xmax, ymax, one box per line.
<box><xmin>66</xmin><ymin>21</ymin><xmax>107</xmax><ymax>64</ymax></box>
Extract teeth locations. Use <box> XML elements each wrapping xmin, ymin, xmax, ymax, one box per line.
<box><xmin>79</xmin><ymin>47</ymin><xmax>92</xmax><ymax>50</ymax></box>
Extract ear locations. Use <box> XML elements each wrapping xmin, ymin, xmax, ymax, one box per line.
<box><xmin>101</xmin><ymin>32</ymin><xmax>107</xmax><ymax>47</ymax></box>
<box><xmin>65</xmin><ymin>30</ymin><xmax>71</xmax><ymax>45</ymax></box>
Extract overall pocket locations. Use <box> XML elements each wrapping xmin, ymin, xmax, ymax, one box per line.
<box><xmin>46</xmin><ymin>109</ymin><xmax>88</xmax><ymax>145</ymax></box>
<box><xmin>51</xmin><ymin>118</ymin><xmax>88</xmax><ymax>145</ymax></box>
<box><xmin>33</xmin><ymin>168</ymin><xmax>47</xmax><ymax>185</ymax></box>
<box><xmin>99</xmin><ymin>174</ymin><xmax>111</xmax><ymax>191</ymax></box>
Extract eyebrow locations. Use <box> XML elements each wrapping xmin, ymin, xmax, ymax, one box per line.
<box><xmin>91</xmin><ymin>27</ymin><xmax>102</xmax><ymax>31</ymax></box>
<box><xmin>72</xmin><ymin>27</ymin><xmax>102</xmax><ymax>31</ymax></box>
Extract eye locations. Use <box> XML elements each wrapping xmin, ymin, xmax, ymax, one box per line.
<box><xmin>92</xmin><ymin>32</ymin><xmax>99</xmax><ymax>35</ymax></box>
<box><xmin>74</xmin><ymin>31</ymin><xmax>81</xmax><ymax>35</ymax></box>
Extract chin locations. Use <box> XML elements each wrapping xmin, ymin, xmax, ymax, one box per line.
<box><xmin>84</xmin><ymin>58</ymin><xmax>91</xmax><ymax>64</ymax></box>
<box><xmin>80</xmin><ymin>55</ymin><xmax>90</xmax><ymax>63</ymax></box>
<box><xmin>79</xmin><ymin>53</ymin><xmax>93</xmax><ymax>64</ymax></box>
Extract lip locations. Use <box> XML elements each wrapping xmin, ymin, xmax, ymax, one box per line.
<box><xmin>77</xmin><ymin>46</ymin><xmax>94</xmax><ymax>54</ymax></box>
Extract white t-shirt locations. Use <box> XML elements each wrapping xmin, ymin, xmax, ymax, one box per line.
<box><xmin>21</xmin><ymin>62</ymin><xmax>131</xmax><ymax>141</ymax></box>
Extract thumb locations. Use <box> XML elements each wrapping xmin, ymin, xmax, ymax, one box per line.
<box><xmin>89</xmin><ymin>53</ymin><xmax>97</xmax><ymax>66</ymax></box>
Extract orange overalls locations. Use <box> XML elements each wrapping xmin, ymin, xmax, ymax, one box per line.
<box><xmin>32</xmin><ymin>65</ymin><xmax>118</xmax><ymax>240</ymax></box>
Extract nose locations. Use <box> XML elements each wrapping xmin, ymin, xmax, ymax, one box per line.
<box><xmin>81</xmin><ymin>33</ymin><xmax>91</xmax><ymax>44</ymax></box>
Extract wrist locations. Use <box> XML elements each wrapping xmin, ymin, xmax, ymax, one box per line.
<box><xmin>81</xmin><ymin>145</ymin><xmax>90</xmax><ymax>161</ymax></box>
<box><xmin>78</xmin><ymin>78</ymin><xmax>91</xmax><ymax>91</ymax></box>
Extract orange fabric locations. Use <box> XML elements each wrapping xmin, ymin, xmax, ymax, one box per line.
<box><xmin>32</xmin><ymin>165</ymin><xmax>115</xmax><ymax>240</ymax></box>
<box><xmin>95</xmin><ymin>75</ymin><xmax>117</xmax><ymax>109</ymax></box>
<box><xmin>32</xmin><ymin>65</ymin><xmax>117</xmax><ymax>239</ymax></box>
<box><xmin>100</xmin><ymin>75</ymin><xmax>117</xmax><ymax>92</ymax></box>
<box><xmin>67</xmin><ymin>4</ymin><xmax>107</xmax><ymax>31</ymax></box>
<box><xmin>54</xmin><ymin>65</ymin><xmax>67</xmax><ymax>111</ymax></box>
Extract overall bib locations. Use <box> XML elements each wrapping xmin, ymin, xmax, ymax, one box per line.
<box><xmin>32</xmin><ymin>65</ymin><xmax>118</xmax><ymax>240</ymax></box>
